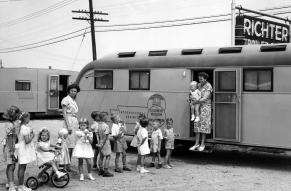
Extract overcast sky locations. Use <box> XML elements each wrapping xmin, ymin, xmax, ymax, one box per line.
<box><xmin>0</xmin><ymin>0</ymin><xmax>291</xmax><ymax>71</ymax></box>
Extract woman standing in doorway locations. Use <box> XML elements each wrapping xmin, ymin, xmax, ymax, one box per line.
<box><xmin>189</xmin><ymin>72</ymin><xmax>213</xmax><ymax>152</ymax></box>
<box><xmin>61</xmin><ymin>84</ymin><xmax>80</xmax><ymax>166</ymax></box>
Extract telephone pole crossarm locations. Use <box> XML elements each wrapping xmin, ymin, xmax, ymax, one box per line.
<box><xmin>72</xmin><ymin>0</ymin><xmax>109</xmax><ymax>61</ymax></box>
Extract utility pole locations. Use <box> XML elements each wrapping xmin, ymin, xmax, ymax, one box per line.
<box><xmin>72</xmin><ymin>0</ymin><xmax>109</xmax><ymax>61</ymax></box>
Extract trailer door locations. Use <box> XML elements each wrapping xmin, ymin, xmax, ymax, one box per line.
<box><xmin>48</xmin><ymin>75</ymin><xmax>59</xmax><ymax>110</ymax></box>
<box><xmin>213</xmin><ymin>68</ymin><xmax>241</xmax><ymax>142</ymax></box>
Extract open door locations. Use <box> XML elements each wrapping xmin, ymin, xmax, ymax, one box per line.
<box><xmin>213</xmin><ymin>69</ymin><xmax>241</xmax><ymax>142</ymax></box>
<box><xmin>48</xmin><ymin>75</ymin><xmax>59</xmax><ymax>110</ymax></box>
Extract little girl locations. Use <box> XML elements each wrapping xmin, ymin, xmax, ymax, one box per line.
<box><xmin>136</xmin><ymin>118</ymin><xmax>150</xmax><ymax>173</ymax></box>
<box><xmin>36</xmin><ymin>128</ymin><xmax>66</xmax><ymax>179</ymax></box>
<box><xmin>150</xmin><ymin>120</ymin><xmax>163</xmax><ymax>169</ymax></box>
<box><xmin>188</xmin><ymin>81</ymin><xmax>201</xmax><ymax>122</ymax></box>
<box><xmin>111</xmin><ymin>114</ymin><xmax>131</xmax><ymax>173</ymax></box>
<box><xmin>16</xmin><ymin>112</ymin><xmax>36</xmax><ymax>191</ymax></box>
<box><xmin>72</xmin><ymin>118</ymin><xmax>95</xmax><ymax>181</ymax></box>
<box><xmin>56</xmin><ymin>128</ymin><xmax>70</xmax><ymax>171</ymax></box>
<box><xmin>164</xmin><ymin>118</ymin><xmax>175</xmax><ymax>169</ymax></box>
<box><xmin>2</xmin><ymin>106</ymin><xmax>21</xmax><ymax>191</ymax></box>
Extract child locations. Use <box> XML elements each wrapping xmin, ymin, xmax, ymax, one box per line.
<box><xmin>136</xmin><ymin>118</ymin><xmax>150</xmax><ymax>173</ymax></box>
<box><xmin>130</xmin><ymin>113</ymin><xmax>146</xmax><ymax>148</ymax></box>
<box><xmin>72</xmin><ymin>118</ymin><xmax>95</xmax><ymax>181</ymax></box>
<box><xmin>164</xmin><ymin>118</ymin><xmax>175</xmax><ymax>169</ymax></box>
<box><xmin>16</xmin><ymin>112</ymin><xmax>36</xmax><ymax>191</ymax></box>
<box><xmin>188</xmin><ymin>81</ymin><xmax>201</xmax><ymax>122</ymax></box>
<box><xmin>150</xmin><ymin>119</ymin><xmax>163</xmax><ymax>169</ymax></box>
<box><xmin>56</xmin><ymin>128</ymin><xmax>70</xmax><ymax>171</ymax></box>
<box><xmin>2</xmin><ymin>106</ymin><xmax>21</xmax><ymax>191</ymax></box>
<box><xmin>36</xmin><ymin>128</ymin><xmax>66</xmax><ymax>179</ymax></box>
<box><xmin>97</xmin><ymin>112</ymin><xmax>113</xmax><ymax>177</ymax></box>
<box><xmin>111</xmin><ymin>114</ymin><xmax>131</xmax><ymax>173</ymax></box>
<box><xmin>90</xmin><ymin>111</ymin><xmax>100</xmax><ymax>170</ymax></box>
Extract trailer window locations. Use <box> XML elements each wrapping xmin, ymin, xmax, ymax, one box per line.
<box><xmin>243</xmin><ymin>69</ymin><xmax>273</xmax><ymax>91</ymax></box>
<box><xmin>129</xmin><ymin>71</ymin><xmax>150</xmax><ymax>90</ymax></box>
<box><xmin>94</xmin><ymin>70</ymin><xmax>113</xmax><ymax>89</ymax></box>
<box><xmin>15</xmin><ymin>80</ymin><xmax>31</xmax><ymax>91</ymax></box>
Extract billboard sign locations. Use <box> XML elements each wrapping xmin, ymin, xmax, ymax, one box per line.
<box><xmin>235</xmin><ymin>15</ymin><xmax>290</xmax><ymax>45</ymax></box>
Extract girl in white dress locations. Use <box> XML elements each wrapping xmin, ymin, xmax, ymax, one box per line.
<box><xmin>72</xmin><ymin>118</ymin><xmax>95</xmax><ymax>181</ymax></box>
<box><xmin>36</xmin><ymin>128</ymin><xmax>66</xmax><ymax>179</ymax></box>
<box><xmin>16</xmin><ymin>112</ymin><xmax>36</xmax><ymax>191</ymax></box>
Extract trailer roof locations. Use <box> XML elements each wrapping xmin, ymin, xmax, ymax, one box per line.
<box><xmin>76</xmin><ymin>43</ymin><xmax>291</xmax><ymax>83</ymax></box>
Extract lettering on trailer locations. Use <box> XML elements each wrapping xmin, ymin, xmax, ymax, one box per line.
<box><xmin>235</xmin><ymin>15</ymin><xmax>290</xmax><ymax>45</ymax></box>
<box><xmin>110</xmin><ymin>93</ymin><xmax>171</xmax><ymax>128</ymax></box>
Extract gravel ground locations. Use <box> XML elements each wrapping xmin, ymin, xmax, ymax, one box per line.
<box><xmin>1</xmin><ymin>120</ymin><xmax>291</xmax><ymax>191</ymax></box>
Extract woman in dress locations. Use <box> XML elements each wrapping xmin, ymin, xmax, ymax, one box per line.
<box><xmin>189</xmin><ymin>72</ymin><xmax>213</xmax><ymax>152</ymax></box>
<box><xmin>61</xmin><ymin>84</ymin><xmax>80</xmax><ymax>161</ymax></box>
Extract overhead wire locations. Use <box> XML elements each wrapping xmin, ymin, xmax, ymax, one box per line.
<box><xmin>1</xmin><ymin>5</ymin><xmax>291</xmax><ymax>53</ymax></box>
<box><xmin>0</xmin><ymin>0</ymin><xmax>79</xmax><ymax>27</ymax></box>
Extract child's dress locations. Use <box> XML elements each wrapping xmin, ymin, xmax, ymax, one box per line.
<box><xmin>3</xmin><ymin>121</ymin><xmax>19</xmax><ymax>164</ymax></box>
<box><xmin>57</xmin><ymin>137</ymin><xmax>70</xmax><ymax>165</ymax></box>
<box><xmin>164</xmin><ymin>128</ymin><xmax>175</xmax><ymax>150</ymax></box>
<box><xmin>137</xmin><ymin>127</ymin><xmax>150</xmax><ymax>155</ymax></box>
<box><xmin>72</xmin><ymin>130</ymin><xmax>94</xmax><ymax>158</ymax></box>
<box><xmin>150</xmin><ymin>128</ymin><xmax>163</xmax><ymax>153</ymax></box>
<box><xmin>16</xmin><ymin>124</ymin><xmax>36</xmax><ymax>164</ymax></box>
<box><xmin>36</xmin><ymin>141</ymin><xmax>55</xmax><ymax>166</ymax></box>
<box><xmin>190</xmin><ymin>89</ymin><xmax>201</xmax><ymax>102</ymax></box>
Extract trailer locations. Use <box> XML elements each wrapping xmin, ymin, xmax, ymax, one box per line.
<box><xmin>0</xmin><ymin>67</ymin><xmax>78</xmax><ymax>117</ymax></box>
<box><xmin>75</xmin><ymin>43</ymin><xmax>291</xmax><ymax>151</ymax></box>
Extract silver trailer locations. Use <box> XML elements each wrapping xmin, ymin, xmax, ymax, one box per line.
<box><xmin>75</xmin><ymin>44</ymin><xmax>291</xmax><ymax>150</ymax></box>
<box><xmin>0</xmin><ymin>67</ymin><xmax>78</xmax><ymax>117</ymax></box>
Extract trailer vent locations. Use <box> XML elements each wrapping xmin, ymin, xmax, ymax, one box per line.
<box><xmin>118</xmin><ymin>52</ymin><xmax>136</xmax><ymax>58</ymax></box>
<box><xmin>219</xmin><ymin>47</ymin><xmax>242</xmax><ymax>54</ymax></box>
<box><xmin>181</xmin><ymin>49</ymin><xmax>203</xmax><ymax>55</ymax></box>
<box><xmin>260</xmin><ymin>44</ymin><xmax>287</xmax><ymax>52</ymax></box>
<box><xmin>148</xmin><ymin>50</ymin><xmax>168</xmax><ymax>56</ymax></box>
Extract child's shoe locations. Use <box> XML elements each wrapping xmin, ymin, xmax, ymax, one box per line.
<box><xmin>169</xmin><ymin>164</ymin><xmax>175</xmax><ymax>167</ymax></box>
<box><xmin>191</xmin><ymin>114</ymin><xmax>195</xmax><ymax>121</ymax></box>
<box><xmin>189</xmin><ymin>144</ymin><xmax>200</xmax><ymax>151</ymax></box>
<box><xmin>103</xmin><ymin>171</ymin><xmax>114</xmax><ymax>177</ymax></box>
<box><xmin>17</xmin><ymin>185</ymin><xmax>32</xmax><ymax>191</ymax></box>
<box><xmin>56</xmin><ymin>171</ymin><xmax>66</xmax><ymax>179</ymax></box>
<box><xmin>136</xmin><ymin>165</ymin><xmax>141</xmax><ymax>172</ymax></box>
<box><xmin>156</xmin><ymin>163</ymin><xmax>162</xmax><ymax>169</ymax></box>
<box><xmin>163</xmin><ymin>164</ymin><xmax>172</xmax><ymax>169</ymax></box>
<box><xmin>88</xmin><ymin>173</ymin><xmax>95</xmax><ymax>180</ymax></box>
<box><xmin>114</xmin><ymin>168</ymin><xmax>123</xmax><ymax>173</ymax></box>
<box><xmin>194</xmin><ymin>116</ymin><xmax>200</xmax><ymax>122</ymax></box>
<box><xmin>140</xmin><ymin>167</ymin><xmax>149</xmax><ymax>173</ymax></box>
<box><xmin>123</xmin><ymin>166</ymin><xmax>132</xmax><ymax>171</ymax></box>
<box><xmin>98</xmin><ymin>169</ymin><xmax>104</xmax><ymax>176</ymax></box>
<box><xmin>80</xmin><ymin>174</ymin><xmax>84</xmax><ymax>181</ymax></box>
<box><xmin>149</xmin><ymin>162</ymin><xmax>155</xmax><ymax>168</ymax></box>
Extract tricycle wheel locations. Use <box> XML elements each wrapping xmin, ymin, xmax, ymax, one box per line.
<box><xmin>26</xmin><ymin>176</ymin><xmax>38</xmax><ymax>190</ymax></box>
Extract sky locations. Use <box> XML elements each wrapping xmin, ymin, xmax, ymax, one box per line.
<box><xmin>0</xmin><ymin>0</ymin><xmax>291</xmax><ymax>71</ymax></box>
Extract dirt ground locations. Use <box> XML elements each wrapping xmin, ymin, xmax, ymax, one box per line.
<box><xmin>1</xmin><ymin>120</ymin><xmax>291</xmax><ymax>191</ymax></box>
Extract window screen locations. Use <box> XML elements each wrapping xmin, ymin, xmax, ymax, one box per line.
<box><xmin>129</xmin><ymin>71</ymin><xmax>150</xmax><ymax>90</ymax></box>
<box><xmin>243</xmin><ymin>69</ymin><xmax>273</xmax><ymax>91</ymax></box>
<box><xmin>94</xmin><ymin>70</ymin><xmax>113</xmax><ymax>89</ymax></box>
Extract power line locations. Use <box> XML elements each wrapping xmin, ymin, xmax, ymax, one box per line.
<box><xmin>0</xmin><ymin>0</ymin><xmax>79</xmax><ymax>27</ymax></box>
<box><xmin>0</xmin><ymin>27</ymin><xmax>89</xmax><ymax>50</ymax></box>
<box><xmin>2</xmin><ymin>6</ymin><xmax>291</xmax><ymax>53</ymax></box>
